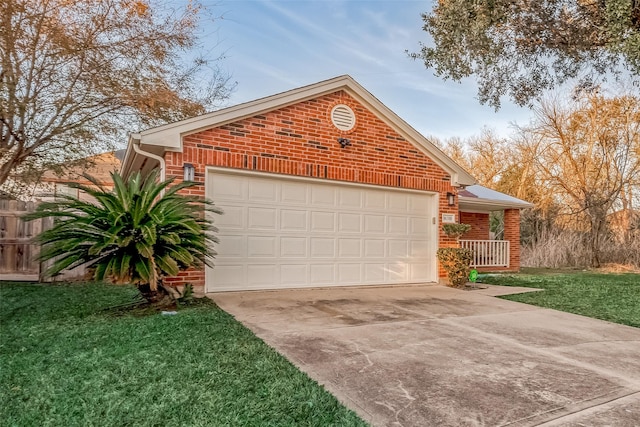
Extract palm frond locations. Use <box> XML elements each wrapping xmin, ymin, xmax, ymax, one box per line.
<box><xmin>25</xmin><ymin>169</ymin><xmax>221</xmax><ymax>289</ymax></box>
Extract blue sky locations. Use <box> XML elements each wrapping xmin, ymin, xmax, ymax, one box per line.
<box><xmin>194</xmin><ymin>0</ymin><xmax>533</xmax><ymax>140</ymax></box>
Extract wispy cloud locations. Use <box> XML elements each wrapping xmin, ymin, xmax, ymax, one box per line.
<box><xmin>211</xmin><ymin>0</ymin><xmax>531</xmax><ymax>139</ymax></box>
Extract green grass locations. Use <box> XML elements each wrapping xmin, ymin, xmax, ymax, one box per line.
<box><xmin>0</xmin><ymin>282</ymin><xmax>368</xmax><ymax>427</ymax></box>
<box><xmin>480</xmin><ymin>270</ymin><xmax>640</xmax><ymax>328</ymax></box>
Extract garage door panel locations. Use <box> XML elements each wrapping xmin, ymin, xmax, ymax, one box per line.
<box><xmin>311</xmin><ymin>211</ymin><xmax>335</xmax><ymax>232</ymax></box>
<box><xmin>281</xmin><ymin>182</ymin><xmax>308</xmax><ymax>204</ymax></box>
<box><xmin>388</xmin><ymin>216</ymin><xmax>408</xmax><ymax>234</ymax></box>
<box><xmin>280</xmin><ymin>237</ymin><xmax>307</xmax><ymax>257</ymax></box>
<box><xmin>215</xmin><ymin>205</ymin><xmax>244</xmax><ymax>229</ymax></box>
<box><xmin>364</xmin><ymin>192</ymin><xmax>386</xmax><ymax>209</ymax></box>
<box><xmin>337</xmin><ymin>264</ymin><xmax>361</xmax><ymax>283</ymax></box>
<box><xmin>217</xmin><ymin>235</ymin><xmax>245</xmax><ymax>258</ymax></box>
<box><xmin>247</xmin><ymin>265</ymin><xmax>277</xmax><ymax>286</ymax></box>
<box><xmin>310</xmin><ymin>238</ymin><xmax>335</xmax><ymax>257</ymax></box>
<box><xmin>310</xmin><ymin>264</ymin><xmax>335</xmax><ymax>284</ymax></box>
<box><xmin>338</xmin><ymin>238</ymin><xmax>361</xmax><ymax>257</ymax></box>
<box><xmin>364</xmin><ymin>263</ymin><xmax>385</xmax><ymax>282</ymax></box>
<box><xmin>247</xmin><ymin>236</ymin><xmax>277</xmax><ymax>257</ymax></box>
<box><xmin>410</xmin><ymin>217</ymin><xmax>429</xmax><ymax>234</ymax></box>
<box><xmin>410</xmin><ymin>263</ymin><xmax>431</xmax><ymax>281</ymax></box>
<box><xmin>410</xmin><ymin>240</ymin><xmax>429</xmax><ymax>257</ymax></box>
<box><xmin>388</xmin><ymin>263</ymin><xmax>408</xmax><ymax>281</ymax></box>
<box><xmin>211</xmin><ymin>174</ymin><xmax>247</xmax><ymax>200</ymax></box>
<box><xmin>389</xmin><ymin>193</ymin><xmax>408</xmax><ymax>211</ymax></box>
<box><xmin>213</xmin><ymin>265</ymin><xmax>245</xmax><ymax>288</ymax></box>
<box><xmin>311</xmin><ymin>186</ymin><xmax>335</xmax><ymax>206</ymax></box>
<box><xmin>338</xmin><ymin>213</ymin><xmax>361</xmax><ymax>233</ymax></box>
<box><xmin>388</xmin><ymin>240</ymin><xmax>408</xmax><ymax>257</ymax></box>
<box><xmin>364</xmin><ymin>239</ymin><xmax>385</xmax><ymax>257</ymax></box>
<box><xmin>409</xmin><ymin>195</ymin><xmax>429</xmax><ymax>213</ymax></box>
<box><xmin>338</xmin><ymin>188</ymin><xmax>362</xmax><ymax>208</ymax></box>
<box><xmin>248</xmin><ymin>179</ymin><xmax>278</xmax><ymax>202</ymax></box>
<box><xmin>364</xmin><ymin>215</ymin><xmax>385</xmax><ymax>233</ymax></box>
<box><xmin>207</xmin><ymin>172</ymin><xmax>436</xmax><ymax>291</ymax></box>
<box><xmin>280</xmin><ymin>209</ymin><xmax>307</xmax><ymax>231</ymax></box>
<box><xmin>247</xmin><ymin>207</ymin><xmax>277</xmax><ymax>230</ymax></box>
<box><xmin>281</xmin><ymin>264</ymin><xmax>308</xmax><ymax>284</ymax></box>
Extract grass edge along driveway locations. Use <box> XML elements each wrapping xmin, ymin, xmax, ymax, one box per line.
<box><xmin>0</xmin><ymin>281</ymin><xmax>368</xmax><ymax>427</ymax></box>
<box><xmin>481</xmin><ymin>270</ymin><xmax>640</xmax><ymax>328</ymax></box>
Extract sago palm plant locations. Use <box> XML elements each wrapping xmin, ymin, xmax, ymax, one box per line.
<box><xmin>25</xmin><ymin>170</ymin><xmax>221</xmax><ymax>303</ymax></box>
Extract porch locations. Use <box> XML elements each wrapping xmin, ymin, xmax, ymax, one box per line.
<box><xmin>457</xmin><ymin>185</ymin><xmax>534</xmax><ymax>272</ymax></box>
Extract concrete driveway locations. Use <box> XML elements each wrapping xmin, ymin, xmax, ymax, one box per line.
<box><xmin>211</xmin><ymin>284</ymin><xmax>640</xmax><ymax>426</ymax></box>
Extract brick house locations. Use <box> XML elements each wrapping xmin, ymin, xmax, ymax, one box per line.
<box><xmin>120</xmin><ymin>76</ymin><xmax>532</xmax><ymax>293</ymax></box>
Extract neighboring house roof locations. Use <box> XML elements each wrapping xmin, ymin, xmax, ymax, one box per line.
<box><xmin>459</xmin><ymin>185</ymin><xmax>534</xmax><ymax>211</ymax></box>
<box><xmin>40</xmin><ymin>150</ymin><xmax>123</xmax><ymax>187</ymax></box>
<box><xmin>121</xmin><ymin>75</ymin><xmax>476</xmax><ymax>187</ymax></box>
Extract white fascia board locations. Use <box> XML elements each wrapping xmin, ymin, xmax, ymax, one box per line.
<box><xmin>120</xmin><ymin>133</ymin><xmax>140</xmax><ymax>178</ymax></box>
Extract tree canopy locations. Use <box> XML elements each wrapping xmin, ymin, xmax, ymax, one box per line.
<box><xmin>436</xmin><ymin>90</ymin><xmax>640</xmax><ymax>268</ymax></box>
<box><xmin>412</xmin><ymin>0</ymin><xmax>640</xmax><ymax>109</ymax></box>
<box><xmin>0</xmin><ymin>0</ymin><xmax>233</xmax><ymax>192</ymax></box>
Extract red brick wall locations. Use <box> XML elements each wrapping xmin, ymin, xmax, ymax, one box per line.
<box><xmin>163</xmin><ymin>90</ymin><xmax>461</xmax><ymax>290</ymax></box>
<box><xmin>459</xmin><ymin>212</ymin><xmax>490</xmax><ymax>240</ymax></box>
<box><xmin>503</xmin><ymin>209</ymin><xmax>521</xmax><ymax>271</ymax></box>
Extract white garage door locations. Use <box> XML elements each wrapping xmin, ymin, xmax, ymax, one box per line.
<box><xmin>206</xmin><ymin>170</ymin><xmax>438</xmax><ymax>292</ymax></box>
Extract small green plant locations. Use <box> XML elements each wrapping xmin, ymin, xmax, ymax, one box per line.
<box><xmin>442</xmin><ymin>223</ymin><xmax>471</xmax><ymax>240</ymax></box>
<box><xmin>176</xmin><ymin>283</ymin><xmax>194</xmax><ymax>305</ymax></box>
<box><xmin>437</xmin><ymin>247</ymin><xmax>474</xmax><ymax>287</ymax></box>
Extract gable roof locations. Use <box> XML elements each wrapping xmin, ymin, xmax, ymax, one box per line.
<box><xmin>459</xmin><ymin>185</ymin><xmax>534</xmax><ymax>211</ymax></box>
<box><xmin>121</xmin><ymin>75</ymin><xmax>475</xmax><ymax>186</ymax></box>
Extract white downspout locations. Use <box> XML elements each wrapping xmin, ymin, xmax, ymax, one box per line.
<box><xmin>132</xmin><ymin>139</ymin><xmax>165</xmax><ymax>182</ymax></box>
<box><xmin>132</xmin><ymin>138</ymin><xmax>166</xmax><ymax>194</ymax></box>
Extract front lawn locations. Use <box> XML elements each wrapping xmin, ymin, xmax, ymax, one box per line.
<box><xmin>0</xmin><ymin>282</ymin><xmax>367</xmax><ymax>427</ymax></box>
<box><xmin>481</xmin><ymin>270</ymin><xmax>640</xmax><ymax>328</ymax></box>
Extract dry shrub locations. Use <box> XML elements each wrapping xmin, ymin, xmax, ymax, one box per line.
<box><xmin>437</xmin><ymin>248</ymin><xmax>474</xmax><ymax>287</ymax></box>
<box><xmin>522</xmin><ymin>228</ymin><xmax>640</xmax><ymax>269</ymax></box>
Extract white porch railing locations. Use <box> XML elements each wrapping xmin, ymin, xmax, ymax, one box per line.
<box><xmin>459</xmin><ymin>240</ymin><xmax>510</xmax><ymax>268</ymax></box>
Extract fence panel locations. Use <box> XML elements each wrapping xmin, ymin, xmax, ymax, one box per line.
<box><xmin>0</xmin><ymin>200</ymin><xmax>48</xmax><ymax>280</ymax></box>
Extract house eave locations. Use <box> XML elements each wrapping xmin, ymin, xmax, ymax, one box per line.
<box><xmin>120</xmin><ymin>133</ymin><xmax>164</xmax><ymax>179</ymax></box>
<box><xmin>459</xmin><ymin>197</ymin><xmax>534</xmax><ymax>211</ymax></box>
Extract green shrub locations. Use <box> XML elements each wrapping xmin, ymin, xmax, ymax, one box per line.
<box><xmin>437</xmin><ymin>247</ymin><xmax>474</xmax><ymax>287</ymax></box>
<box><xmin>442</xmin><ymin>223</ymin><xmax>471</xmax><ymax>240</ymax></box>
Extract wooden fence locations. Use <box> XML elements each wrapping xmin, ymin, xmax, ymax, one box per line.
<box><xmin>0</xmin><ymin>199</ymin><xmax>51</xmax><ymax>281</ymax></box>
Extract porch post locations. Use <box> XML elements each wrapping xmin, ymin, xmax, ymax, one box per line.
<box><xmin>503</xmin><ymin>209</ymin><xmax>521</xmax><ymax>271</ymax></box>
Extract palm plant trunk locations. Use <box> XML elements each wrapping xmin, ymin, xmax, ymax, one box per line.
<box><xmin>137</xmin><ymin>282</ymin><xmax>170</xmax><ymax>304</ymax></box>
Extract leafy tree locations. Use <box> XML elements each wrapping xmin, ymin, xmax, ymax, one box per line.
<box><xmin>412</xmin><ymin>0</ymin><xmax>640</xmax><ymax>108</ymax></box>
<box><xmin>25</xmin><ymin>170</ymin><xmax>221</xmax><ymax>303</ymax></box>
<box><xmin>0</xmin><ymin>0</ymin><xmax>233</xmax><ymax>191</ymax></box>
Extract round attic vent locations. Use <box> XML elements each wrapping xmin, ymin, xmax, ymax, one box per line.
<box><xmin>330</xmin><ymin>104</ymin><xmax>356</xmax><ymax>131</ymax></box>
